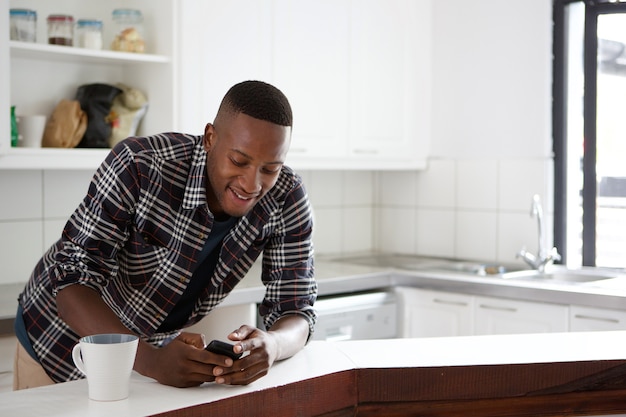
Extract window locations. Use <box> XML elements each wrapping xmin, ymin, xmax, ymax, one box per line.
<box><xmin>554</xmin><ymin>0</ymin><xmax>626</xmax><ymax>268</ymax></box>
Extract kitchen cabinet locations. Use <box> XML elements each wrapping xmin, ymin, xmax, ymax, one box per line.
<box><xmin>396</xmin><ymin>287</ymin><xmax>474</xmax><ymax>338</ymax></box>
<box><xmin>2</xmin><ymin>0</ymin><xmax>432</xmax><ymax>171</ymax></box>
<box><xmin>176</xmin><ymin>0</ymin><xmax>272</xmax><ymax>135</ymax></box>
<box><xmin>397</xmin><ymin>287</ymin><xmax>571</xmax><ymax>338</ymax></box>
<box><xmin>569</xmin><ymin>305</ymin><xmax>626</xmax><ymax>332</ymax></box>
<box><xmin>474</xmin><ymin>295</ymin><xmax>569</xmax><ymax>335</ymax></box>
<box><xmin>185</xmin><ymin>303</ymin><xmax>258</xmax><ymax>342</ymax></box>
<box><xmin>1</xmin><ymin>0</ymin><xmax>178</xmax><ymax>169</ymax></box>
<box><xmin>177</xmin><ymin>0</ymin><xmax>432</xmax><ymax>170</ymax></box>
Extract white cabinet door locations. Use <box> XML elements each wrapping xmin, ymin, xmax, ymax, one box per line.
<box><xmin>396</xmin><ymin>287</ymin><xmax>474</xmax><ymax>338</ymax></box>
<box><xmin>474</xmin><ymin>296</ymin><xmax>569</xmax><ymax>335</ymax></box>
<box><xmin>348</xmin><ymin>0</ymin><xmax>431</xmax><ymax>165</ymax></box>
<box><xmin>273</xmin><ymin>0</ymin><xmax>350</xmax><ymax>161</ymax></box>
<box><xmin>569</xmin><ymin>305</ymin><xmax>626</xmax><ymax>332</ymax></box>
<box><xmin>176</xmin><ymin>0</ymin><xmax>272</xmax><ymax>134</ymax></box>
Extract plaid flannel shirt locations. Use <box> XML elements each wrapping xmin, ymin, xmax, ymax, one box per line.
<box><xmin>18</xmin><ymin>132</ymin><xmax>317</xmax><ymax>383</ymax></box>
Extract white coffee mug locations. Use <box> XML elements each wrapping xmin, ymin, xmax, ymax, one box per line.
<box><xmin>17</xmin><ymin>114</ymin><xmax>47</xmax><ymax>148</ymax></box>
<box><xmin>72</xmin><ymin>333</ymin><xmax>139</xmax><ymax>401</ymax></box>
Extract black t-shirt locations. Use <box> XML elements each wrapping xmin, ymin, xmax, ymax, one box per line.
<box><xmin>156</xmin><ymin>216</ymin><xmax>237</xmax><ymax>332</ymax></box>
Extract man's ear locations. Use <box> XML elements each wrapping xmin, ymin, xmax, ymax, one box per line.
<box><xmin>203</xmin><ymin>123</ymin><xmax>216</xmax><ymax>151</ymax></box>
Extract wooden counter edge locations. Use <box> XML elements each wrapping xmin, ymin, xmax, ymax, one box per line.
<box><xmin>151</xmin><ymin>360</ymin><xmax>626</xmax><ymax>417</ymax></box>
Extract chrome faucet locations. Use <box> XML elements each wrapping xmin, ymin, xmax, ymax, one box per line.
<box><xmin>516</xmin><ymin>194</ymin><xmax>561</xmax><ymax>272</ymax></box>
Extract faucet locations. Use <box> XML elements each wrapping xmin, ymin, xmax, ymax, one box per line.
<box><xmin>516</xmin><ymin>194</ymin><xmax>561</xmax><ymax>272</ymax></box>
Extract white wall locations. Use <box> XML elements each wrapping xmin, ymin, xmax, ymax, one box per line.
<box><xmin>0</xmin><ymin>0</ymin><xmax>555</xmax><ymax>285</ymax></box>
<box><xmin>376</xmin><ymin>0</ymin><xmax>554</xmax><ymax>265</ymax></box>
<box><xmin>0</xmin><ymin>168</ymin><xmax>377</xmax><ymax>285</ymax></box>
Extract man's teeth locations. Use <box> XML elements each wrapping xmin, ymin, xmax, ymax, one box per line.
<box><xmin>233</xmin><ymin>190</ymin><xmax>252</xmax><ymax>200</ymax></box>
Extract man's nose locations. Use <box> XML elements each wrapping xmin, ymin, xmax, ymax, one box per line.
<box><xmin>240</xmin><ymin>168</ymin><xmax>262</xmax><ymax>194</ymax></box>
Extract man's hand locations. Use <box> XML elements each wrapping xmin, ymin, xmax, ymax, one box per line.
<box><xmin>137</xmin><ymin>332</ymin><xmax>234</xmax><ymax>388</ymax></box>
<box><xmin>211</xmin><ymin>315</ymin><xmax>309</xmax><ymax>385</ymax></box>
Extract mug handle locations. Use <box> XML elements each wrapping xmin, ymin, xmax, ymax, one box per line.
<box><xmin>72</xmin><ymin>344</ymin><xmax>87</xmax><ymax>376</ymax></box>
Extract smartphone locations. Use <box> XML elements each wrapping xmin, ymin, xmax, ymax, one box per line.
<box><xmin>205</xmin><ymin>339</ymin><xmax>243</xmax><ymax>360</ymax></box>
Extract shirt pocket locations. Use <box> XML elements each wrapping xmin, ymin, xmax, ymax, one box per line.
<box><xmin>120</xmin><ymin>225</ymin><xmax>170</xmax><ymax>288</ymax></box>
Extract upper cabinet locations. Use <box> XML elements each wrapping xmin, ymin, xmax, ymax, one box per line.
<box><xmin>180</xmin><ymin>0</ymin><xmax>433</xmax><ymax>170</ymax></box>
<box><xmin>348</xmin><ymin>0</ymin><xmax>432</xmax><ymax>168</ymax></box>
<box><xmin>2</xmin><ymin>0</ymin><xmax>432</xmax><ymax>171</ymax></box>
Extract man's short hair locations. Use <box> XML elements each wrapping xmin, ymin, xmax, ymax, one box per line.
<box><xmin>218</xmin><ymin>80</ymin><xmax>293</xmax><ymax>127</ymax></box>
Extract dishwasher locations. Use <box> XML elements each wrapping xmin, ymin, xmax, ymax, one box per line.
<box><xmin>310</xmin><ymin>290</ymin><xmax>398</xmax><ymax>341</ymax></box>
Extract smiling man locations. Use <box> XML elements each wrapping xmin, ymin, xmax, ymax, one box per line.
<box><xmin>14</xmin><ymin>81</ymin><xmax>317</xmax><ymax>389</ymax></box>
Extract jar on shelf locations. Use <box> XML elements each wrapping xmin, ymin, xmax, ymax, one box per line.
<box><xmin>47</xmin><ymin>14</ymin><xmax>74</xmax><ymax>46</ymax></box>
<box><xmin>9</xmin><ymin>9</ymin><xmax>37</xmax><ymax>42</ymax></box>
<box><xmin>76</xmin><ymin>19</ymin><xmax>103</xmax><ymax>50</ymax></box>
<box><xmin>111</xmin><ymin>9</ymin><xmax>145</xmax><ymax>53</ymax></box>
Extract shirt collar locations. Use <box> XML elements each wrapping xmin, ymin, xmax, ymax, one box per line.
<box><xmin>182</xmin><ymin>136</ymin><xmax>209</xmax><ymax>210</ymax></box>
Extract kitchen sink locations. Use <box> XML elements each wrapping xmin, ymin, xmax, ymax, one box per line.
<box><xmin>501</xmin><ymin>267</ymin><xmax>619</xmax><ymax>284</ymax></box>
<box><xmin>404</xmin><ymin>262</ymin><xmax>525</xmax><ymax>276</ymax></box>
<box><xmin>413</xmin><ymin>262</ymin><xmax>620</xmax><ymax>285</ymax></box>
<box><xmin>330</xmin><ymin>254</ymin><xmax>624</xmax><ymax>286</ymax></box>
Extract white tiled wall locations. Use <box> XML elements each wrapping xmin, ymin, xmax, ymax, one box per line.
<box><xmin>376</xmin><ymin>157</ymin><xmax>554</xmax><ymax>265</ymax></box>
<box><xmin>0</xmin><ymin>158</ymin><xmax>555</xmax><ymax>285</ymax></box>
<box><xmin>0</xmin><ymin>169</ymin><xmax>94</xmax><ymax>285</ymax></box>
<box><xmin>0</xmin><ymin>168</ymin><xmax>378</xmax><ymax>285</ymax></box>
<box><xmin>301</xmin><ymin>170</ymin><xmax>375</xmax><ymax>255</ymax></box>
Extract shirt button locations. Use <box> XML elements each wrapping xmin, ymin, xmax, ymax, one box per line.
<box><xmin>199</xmin><ymin>233</ymin><xmax>206</xmax><ymax>239</ymax></box>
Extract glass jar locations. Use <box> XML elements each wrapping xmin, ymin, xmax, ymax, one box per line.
<box><xmin>9</xmin><ymin>9</ymin><xmax>37</xmax><ymax>42</ymax></box>
<box><xmin>111</xmin><ymin>9</ymin><xmax>145</xmax><ymax>53</ymax></box>
<box><xmin>47</xmin><ymin>14</ymin><xmax>74</xmax><ymax>46</ymax></box>
<box><xmin>76</xmin><ymin>19</ymin><xmax>103</xmax><ymax>50</ymax></box>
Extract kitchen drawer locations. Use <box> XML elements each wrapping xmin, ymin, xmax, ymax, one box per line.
<box><xmin>570</xmin><ymin>305</ymin><xmax>626</xmax><ymax>332</ymax></box>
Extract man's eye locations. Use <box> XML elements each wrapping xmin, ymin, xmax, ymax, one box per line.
<box><xmin>230</xmin><ymin>158</ymin><xmax>246</xmax><ymax>167</ymax></box>
<box><xmin>262</xmin><ymin>166</ymin><xmax>282</xmax><ymax>174</ymax></box>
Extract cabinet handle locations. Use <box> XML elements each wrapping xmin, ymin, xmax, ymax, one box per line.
<box><xmin>479</xmin><ymin>304</ymin><xmax>517</xmax><ymax>313</ymax></box>
<box><xmin>352</xmin><ymin>148</ymin><xmax>379</xmax><ymax>155</ymax></box>
<box><xmin>574</xmin><ymin>314</ymin><xmax>620</xmax><ymax>324</ymax></box>
<box><xmin>433</xmin><ymin>298</ymin><xmax>468</xmax><ymax>307</ymax></box>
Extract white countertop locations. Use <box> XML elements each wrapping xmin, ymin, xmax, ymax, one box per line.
<box><xmin>1</xmin><ymin>331</ymin><xmax>626</xmax><ymax>416</ymax></box>
<box><xmin>3</xmin><ymin>254</ymin><xmax>626</xmax><ymax>328</ymax></box>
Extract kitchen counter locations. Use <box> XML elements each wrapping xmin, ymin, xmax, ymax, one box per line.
<box><xmin>228</xmin><ymin>253</ymin><xmax>626</xmax><ymax>310</ymax></box>
<box><xmin>1</xmin><ymin>332</ymin><xmax>625</xmax><ymax>416</ymax></box>
<box><xmin>2</xmin><ymin>254</ymin><xmax>626</xmax><ymax>334</ymax></box>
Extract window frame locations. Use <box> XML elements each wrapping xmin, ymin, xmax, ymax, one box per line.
<box><xmin>553</xmin><ymin>0</ymin><xmax>626</xmax><ymax>267</ymax></box>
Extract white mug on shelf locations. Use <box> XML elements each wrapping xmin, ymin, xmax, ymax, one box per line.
<box><xmin>17</xmin><ymin>114</ymin><xmax>47</xmax><ymax>148</ymax></box>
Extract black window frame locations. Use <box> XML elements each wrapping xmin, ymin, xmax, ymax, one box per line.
<box><xmin>553</xmin><ymin>0</ymin><xmax>626</xmax><ymax>266</ymax></box>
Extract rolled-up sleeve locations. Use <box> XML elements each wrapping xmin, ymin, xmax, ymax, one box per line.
<box><xmin>258</xmin><ymin>176</ymin><xmax>317</xmax><ymax>337</ymax></box>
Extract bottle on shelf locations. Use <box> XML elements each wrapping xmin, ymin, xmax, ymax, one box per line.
<box><xmin>47</xmin><ymin>14</ymin><xmax>74</xmax><ymax>46</ymax></box>
<box><xmin>10</xmin><ymin>9</ymin><xmax>37</xmax><ymax>42</ymax></box>
<box><xmin>76</xmin><ymin>19</ymin><xmax>103</xmax><ymax>50</ymax></box>
<box><xmin>111</xmin><ymin>9</ymin><xmax>145</xmax><ymax>53</ymax></box>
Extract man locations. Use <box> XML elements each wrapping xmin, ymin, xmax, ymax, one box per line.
<box><xmin>14</xmin><ymin>80</ymin><xmax>317</xmax><ymax>389</ymax></box>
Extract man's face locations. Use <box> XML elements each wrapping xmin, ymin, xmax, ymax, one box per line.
<box><xmin>203</xmin><ymin>112</ymin><xmax>291</xmax><ymax>219</ymax></box>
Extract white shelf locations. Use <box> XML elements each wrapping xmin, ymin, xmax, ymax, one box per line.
<box><xmin>10</xmin><ymin>41</ymin><xmax>170</xmax><ymax>65</ymax></box>
<box><xmin>0</xmin><ymin>147</ymin><xmax>109</xmax><ymax>170</ymax></box>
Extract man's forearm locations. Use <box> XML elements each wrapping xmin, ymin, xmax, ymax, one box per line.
<box><xmin>56</xmin><ymin>284</ymin><xmax>162</xmax><ymax>378</ymax></box>
<box><xmin>56</xmin><ymin>284</ymin><xmax>132</xmax><ymax>336</ymax></box>
<box><xmin>267</xmin><ymin>315</ymin><xmax>310</xmax><ymax>361</ymax></box>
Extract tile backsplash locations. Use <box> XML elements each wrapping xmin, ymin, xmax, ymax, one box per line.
<box><xmin>376</xmin><ymin>157</ymin><xmax>554</xmax><ymax>264</ymax></box>
<box><xmin>0</xmin><ymin>156</ymin><xmax>552</xmax><ymax>285</ymax></box>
